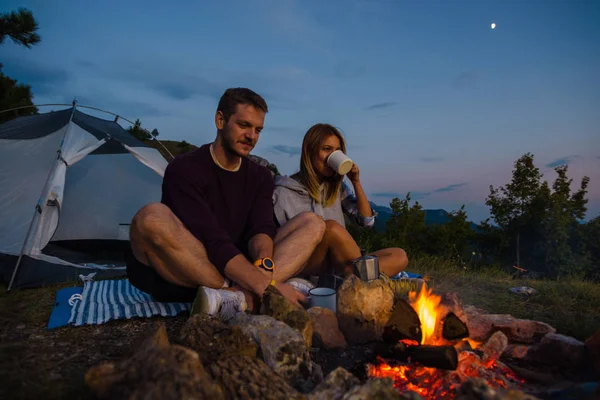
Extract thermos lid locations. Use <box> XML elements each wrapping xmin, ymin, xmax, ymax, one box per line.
<box><xmin>353</xmin><ymin>254</ymin><xmax>378</xmax><ymax>262</ymax></box>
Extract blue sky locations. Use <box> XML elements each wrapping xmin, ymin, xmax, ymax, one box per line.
<box><xmin>3</xmin><ymin>0</ymin><xmax>599</xmax><ymax>223</ymax></box>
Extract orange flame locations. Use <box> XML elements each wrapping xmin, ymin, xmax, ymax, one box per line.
<box><xmin>408</xmin><ymin>284</ymin><xmax>442</xmax><ymax>345</ymax></box>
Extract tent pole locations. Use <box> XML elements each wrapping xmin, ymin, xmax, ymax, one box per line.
<box><xmin>7</xmin><ymin>105</ymin><xmax>77</xmax><ymax>292</ymax></box>
<box><xmin>152</xmin><ymin>137</ymin><xmax>175</xmax><ymax>161</ymax></box>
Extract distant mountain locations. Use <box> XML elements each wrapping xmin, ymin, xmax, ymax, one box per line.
<box><xmin>370</xmin><ymin>202</ymin><xmax>480</xmax><ymax>232</ymax></box>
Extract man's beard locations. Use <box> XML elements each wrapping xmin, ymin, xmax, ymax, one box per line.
<box><xmin>223</xmin><ymin>135</ymin><xmax>253</xmax><ymax>157</ymax></box>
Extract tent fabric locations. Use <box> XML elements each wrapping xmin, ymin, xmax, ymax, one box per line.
<box><xmin>0</xmin><ymin>108</ymin><xmax>73</xmax><ymax>140</ymax></box>
<box><xmin>0</xmin><ymin>107</ymin><xmax>168</xmax><ymax>289</ymax></box>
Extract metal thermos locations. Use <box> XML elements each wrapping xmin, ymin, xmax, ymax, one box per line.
<box><xmin>352</xmin><ymin>252</ymin><xmax>380</xmax><ymax>281</ymax></box>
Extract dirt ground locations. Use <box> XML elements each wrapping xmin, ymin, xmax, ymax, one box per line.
<box><xmin>0</xmin><ymin>282</ymin><xmax>375</xmax><ymax>400</ymax></box>
<box><xmin>2</xmin><ymin>266</ymin><xmax>599</xmax><ymax>400</ymax></box>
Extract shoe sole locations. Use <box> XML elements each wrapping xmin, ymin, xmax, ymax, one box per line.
<box><xmin>190</xmin><ymin>287</ymin><xmax>218</xmax><ymax>317</ymax></box>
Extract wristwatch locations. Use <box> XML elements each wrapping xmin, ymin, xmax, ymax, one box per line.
<box><xmin>253</xmin><ymin>257</ymin><xmax>275</xmax><ymax>271</ymax></box>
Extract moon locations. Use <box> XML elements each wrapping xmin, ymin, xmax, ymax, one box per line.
<box><xmin>491</xmin><ymin>22</ymin><xmax>496</xmax><ymax>29</ymax></box>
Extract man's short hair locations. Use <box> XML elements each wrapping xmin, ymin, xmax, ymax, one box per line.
<box><xmin>217</xmin><ymin>88</ymin><xmax>268</xmax><ymax>121</ymax></box>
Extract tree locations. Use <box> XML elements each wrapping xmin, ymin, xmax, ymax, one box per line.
<box><xmin>0</xmin><ymin>66</ymin><xmax>37</xmax><ymax>122</ymax></box>
<box><xmin>485</xmin><ymin>153</ymin><xmax>591</xmax><ymax>277</ymax></box>
<box><xmin>542</xmin><ymin>165</ymin><xmax>589</xmax><ymax>276</ymax></box>
<box><xmin>485</xmin><ymin>153</ymin><xmax>549</xmax><ymax>270</ymax></box>
<box><xmin>0</xmin><ymin>8</ymin><xmax>41</xmax><ymax>48</ymax></box>
<box><xmin>0</xmin><ymin>8</ymin><xmax>40</xmax><ymax>120</ymax></box>
<box><xmin>575</xmin><ymin>216</ymin><xmax>600</xmax><ymax>281</ymax></box>
<box><xmin>382</xmin><ymin>193</ymin><xmax>428</xmax><ymax>256</ymax></box>
<box><xmin>127</xmin><ymin>119</ymin><xmax>152</xmax><ymax>141</ymax></box>
<box><xmin>425</xmin><ymin>205</ymin><xmax>474</xmax><ymax>261</ymax></box>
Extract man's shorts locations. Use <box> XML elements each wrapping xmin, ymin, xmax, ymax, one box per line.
<box><xmin>125</xmin><ymin>246</ymin><xmax>197</xmax><ymax>303</ymax></box>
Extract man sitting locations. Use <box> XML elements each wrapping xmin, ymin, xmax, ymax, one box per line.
<box><xmin>125</xmin><ymin>87</ymin><xmax>325</xmax><ymax>321</ymax></box>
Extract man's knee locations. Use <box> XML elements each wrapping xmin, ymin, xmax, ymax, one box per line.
<box><xmin>131</xmin><ymin>203</ymin><xmax>176</xmax><ymax>245</ymax></box>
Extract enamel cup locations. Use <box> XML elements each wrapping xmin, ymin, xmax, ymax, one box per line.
<box><xmin>307</xmin><ymin>287</ymin><xmax>336</xmax><ymax>313</ymax></box>
<box><xmin>327</xmin><ymin>150</ymin><xmax>353</xmax><ymax>175</ymax></box>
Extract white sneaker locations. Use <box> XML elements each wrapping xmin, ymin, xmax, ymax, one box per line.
<box><xmin>286</xmin><ymin>277</ymin><xmax>315</xmax><ymax>296</ymax></box>
<box><xmin>190</xmin><ymin>287</ymin><xmax>247</xmax><ymax>322</ymax></box>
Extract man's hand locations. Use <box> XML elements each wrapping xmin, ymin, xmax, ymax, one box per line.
<box><xmin>347</xmin><ymin>163</ymin><xmax>360</xmax><ymax>184</ymax></box>
<box><xmin>274</xmin><ymin>282</ymin><xmax>307</xmax><ymax>306</ymax></box>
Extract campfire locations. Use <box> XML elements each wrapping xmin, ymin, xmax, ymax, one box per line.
<box><xmin>367</xmin><ymin>285</ymin><xmax>525</xmax><ymax>399</ymax></box>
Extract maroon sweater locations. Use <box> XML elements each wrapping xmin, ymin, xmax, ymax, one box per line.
<box><xmin>161</xmin><ymin>144</ymin><xmax>276</xmax><ymax>274</ymax></box>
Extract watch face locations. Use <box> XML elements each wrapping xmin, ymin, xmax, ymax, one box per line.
<box><xmin>263</xmin><ymin>259</ymin><xmax>274</xmax><ymax>270</ymax></box>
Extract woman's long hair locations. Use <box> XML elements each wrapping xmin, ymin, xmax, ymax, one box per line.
<box><xmin>294</xmin><ymin>123</ymin><xmax>348</xmax><ymax>207</ymax></box>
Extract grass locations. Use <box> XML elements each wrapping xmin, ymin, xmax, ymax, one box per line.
<box><xmin>409</xmin><ymin>255</ymin><xmax>600</xmax><ymax>342</ymax></box>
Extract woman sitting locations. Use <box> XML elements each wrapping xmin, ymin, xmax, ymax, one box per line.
<box><xmin>273</xmin><ymin>123</ymin><xmax>409</xmax><ymax>280</ymax></box>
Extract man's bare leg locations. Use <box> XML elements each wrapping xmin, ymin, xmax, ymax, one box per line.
<box><xmin>271</xmin><ymin>212</ymin><xmax>326</xmax><ymax>282</ymax></box>
<box><xmin>130</xmin><ymin>203</ymin><xmax>226</xmax><ymax>289</ymax></box>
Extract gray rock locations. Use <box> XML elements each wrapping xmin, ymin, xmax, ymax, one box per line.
<box><xmin>229</xmin><ymin>313</ymin><xmax>322</xmax><ymax>393</ymax></box>
<box><xmin>309</xmin><ymin>367</ymin><xmax>359</xmax><ymax>400</ymax></box>
<box><xmin>341</xmin><ymin>378</ymin><xmax>413</xmax><ymax>399</ymax></box>
<box><xmin>525</xmin><ymin>333</ymin><xmax>586</xmax><ymax>370</ymax></box>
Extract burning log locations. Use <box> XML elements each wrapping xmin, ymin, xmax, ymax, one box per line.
<box><xmin>383</xmin><ymin>298</ymin><xmax>422</xmax><ymax>344</ymax></box>
<box><xmin>410</xmin><ymin>345</ymin><xmax>459</xmax><ymax>371</ymax></box>
<box><xmin>479</xmin><ymin>331</ymin><xmax>509</xmax><ymax>367</ymax></box>
<box><xmin>374</xmin><ymin>341</ymin><xmax>459</xmax><ymax>370</ymax></box>
<box><xmin>443</xmin><ymin>312</ymin><xmax>469</xmax><ymax>341</ymax></box>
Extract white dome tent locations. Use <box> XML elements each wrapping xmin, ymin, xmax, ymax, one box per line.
<box><xmin>0</xmin><ymin>105</ymin><xmax>168</xmax><ymax>290</ymax></box>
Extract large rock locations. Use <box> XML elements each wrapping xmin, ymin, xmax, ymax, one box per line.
<box><xmin>465</xmin><ymin>310</ymin><xmax>555</xmax><ymax>344</ymax></box>
<box><xmin>177</xmin><ymin>313</ymin><xmax>257</xmax><ymax>365</ymax></box>
<box><xmin>456</xmin><ymin>378</ymin><xmax>539</xmax><ymax>400</ymax></box>
<box><xmin>85</xmin><ymin>322</ymin><xmax>224</xmax><ymax>399</ymax></box>
<box><xmin>525</xmin><ymin>333</ymin><xmax>586</xmax><ymax>370</ymax></box>
<box><xmin>584</xmin><ymin>328</ymin><xmax>600</xmax><ymax>378</ymax></box>
<box><xmin>337</xmin><ymin>275</ymin><xmax>394</xmax><ymax>344</ymax></box>
<box><xmin>229</xmin><ymin>313</ymin><xmax>322</xmax><ymax>393</ymax></box>
<box><xmin>262</xmin><ymin>284</ymin><xmax>314</xmax><ymax>348</ymax></box>
<box><xmin>209</xmin><ymin>355</ymin><xmax>303</xmax><ymax>400</ymax></box>
<box><xmin>341</xmin><ymin>378</ymin><xmax>412</xmax><ymax>399</ymax></box>
<box><xmin>308</xmin><ymin>307</ymin><xmax>346</xmax><ymax>350</ymax></box>
<box><xmin>502</xmin><ymin>344</ymin><xmax>531</xmax><ymax>360</ymax></box>
<box><xmin>309</xmin><ymin>367</ymin><xmax>359</xmax><ymax>400</ymax></box>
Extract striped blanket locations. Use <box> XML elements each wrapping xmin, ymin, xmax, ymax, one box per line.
<box><xmin>68</xmin><ymin>275</ymin><xmax>190</xmax><ymax>326</ymax></box>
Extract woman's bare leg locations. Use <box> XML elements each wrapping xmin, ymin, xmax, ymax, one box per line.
<box><xmin>368</xmin><ymin>247</ymin><xmax>408</xmax><ymax>277</ymax></box>
<box><xmin>300</xmin><ymin>220</ymin><xmax>362</xmax><ymax>277</ymax></box>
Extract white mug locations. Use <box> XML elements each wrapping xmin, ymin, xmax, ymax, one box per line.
<box><xmin>327</xmin><ymin>150</ymin><xmax>353</xmax><ymax>175</ymax></box>
<box><xmin>307</xmin><ymin>287</ymin><xmax>337</xmax><ymax>313</ymax></box>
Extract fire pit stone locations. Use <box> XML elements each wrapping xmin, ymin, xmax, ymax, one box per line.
<box><xmin>585</xmin><ymin>328</ymin><xmax>600</xmax><ymax>379</ymax></box>
<box><xmin>261</xmin><ymin>283</ymin><xmax>314</xmax><ymax>348</ymax></box>
<box><xmin>308</xmin><ymin>306</ymin><xmax>347</xmax><ymax>350</ymax></box>
<box><xmin>309</xmin><ymin>366</ymin><xmax>360</xmax><ymax>400</ymax></box>
<box><xmin>229</xmin><ymin>313</ymin><xmax>323</xmax><ymax>393</ymax></box>
<box><xmin>337</xmin><ymin>275</ymin><xmax>394</xmax><ymax>344</ymax></box>
<box><xmin>177</xmin><ymin>313</ymin><xmax>257</xmax><ymax>365</ymax></box>
<box><xmin>465</xmin><ymin>310</ymin><xmax>556</xmax><ymax>344</ymax></box>
<box><xmin>525</xmin><ymin>332</ymin><xmax>586</xmax><ymax>370</ymax></box>
<box><xmin>85</xmin><ymin>322</ymin><xmax>224</xmax><ymax>399</ymax></box>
